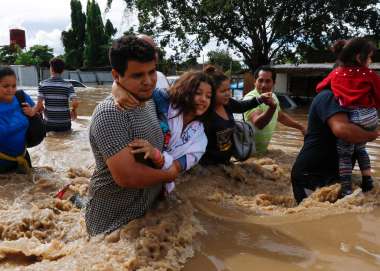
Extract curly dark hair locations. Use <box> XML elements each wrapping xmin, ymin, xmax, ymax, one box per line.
<box><xmin>169</xmin><ymin>71</ymin><xmax>216</xmax><ymax>122</ymax></box>
<box><xmin>332</xmin><ymin>38</ymin><xmax>376</xmax><ymax>67</ymax></box>
<box><xmin>109</xmin><ymin>35</ymin><xmax>156</xmax><ymax>75</ymax></box>
<box><xmin>0</xmin><ymin>66</ymin><xmax>16</xmax><ymax>80</ymax></box>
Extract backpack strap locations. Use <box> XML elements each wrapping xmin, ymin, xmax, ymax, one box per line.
<box><xmin>15</xmin><ymin>90</ymin><xmax>26</xmax><ymax>107</ymax></box>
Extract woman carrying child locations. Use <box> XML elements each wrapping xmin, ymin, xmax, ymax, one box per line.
<box><xmin>316</xmin><ymin>38</ymin><xmax>380</xmax><ymax>197</ymax></box>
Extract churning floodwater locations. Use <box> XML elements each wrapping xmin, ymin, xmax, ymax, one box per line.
<box><xmin>0</xmin><ymin>86</ymin><xmax>379</xmax><ymax>271</ymax></box>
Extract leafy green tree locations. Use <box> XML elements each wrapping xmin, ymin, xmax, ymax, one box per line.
<box><xmin>105</xmin><ymin>19</ymin><xmax>117</xmax><ymax>41</ymax></box>
<box><xmin>107</xmin><ymin>0</ymin><xmax>378</xmax><ymax>69</ymax></box>
<box><xmin>15</xmin><ymin>45</ymin><xmax>54</xmax><ymax>67</ymax></box>
<box><xmin>207</xmin><ymin>50</ymin><xmax>241</xmax><ymax>73</ymax></box>
<box><xmin>62</xmin><ymin>0</ymin><xmax>86</xmax><ymax>69</ymax></box>
<box><xmin>0</xmin><ymin>45</ymin><xmax>21</xmax><ymax>65</ymax></box>
<box><xmin>84</xmin><ymin>0</ymin><xmax>116</xmax><ymax>68</ymax></box>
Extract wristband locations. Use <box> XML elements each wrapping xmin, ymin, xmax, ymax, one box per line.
<box><xmin>153</xmin><ymin>148</ymin><xmax>161</xmax><ymax>162</ymax></box>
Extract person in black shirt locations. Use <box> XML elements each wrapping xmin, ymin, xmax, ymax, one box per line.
<box><xmin>291</xmin><ymin>90</ymin><xmax>379</xmax><ymax>204</ymax></box>
<box><xmin>200</xmin><ymin>66</ymin><xmax>273</xmax><ymax>165</ymax></box>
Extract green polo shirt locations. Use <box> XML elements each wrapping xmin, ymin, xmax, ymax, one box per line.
<box><xmin>243</xmin><ymin>89</ymin><xmax>281</xmax><ymax>154</ymax></box>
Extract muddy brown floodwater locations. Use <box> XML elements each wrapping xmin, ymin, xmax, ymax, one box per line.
<box><xmin>0</xmin><ymin>87</ymin><xmax>379</xmax><ymax>271</ymax></box>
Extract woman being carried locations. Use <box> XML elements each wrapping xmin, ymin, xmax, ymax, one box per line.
<box><xmin>113</xmin><ymin>70</ymin><xmax>215</xmax><ymax>192</ymax></box>
<box><xmin>200</xmin><ymin>65</ymin><xmax>273</xmax><ymax>165</ymax></box>
<box><xmin>316</xmin><ymin>38</ymin><xmax>380</xmax><ymax>197</ymax></box>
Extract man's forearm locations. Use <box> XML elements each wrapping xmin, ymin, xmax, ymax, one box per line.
<box><xmin>338</xmin><ymin>123</ymin><xmax>377</xmax><ymax>144</ymax></box>
<box><xmin>107</xmin><ymin>148</ymin><xmax>177</xmax><ymax>188</ymax></box>
<box><xmin>279</xmin><ymin>112</ymin><xmax>304</xmax><ymax>131</ymax></box>
<box><xmin>251</xmin><ymin>106</ymin><xmax>276</xmax><ymax>129</ymax></box>
<box><xmin>328</xmin><ymin>113</ymin><xmax>378</xmax><ymax>144</ymax></box>
<box><xmin>117</xmin><ymin>161</ymin><xmax>174</xmax><ymax>188</ymax></box>
<box><xmin>71</xmin><ymin>98</ymin><xmax>79</xmax><ymax>109</ymax></box>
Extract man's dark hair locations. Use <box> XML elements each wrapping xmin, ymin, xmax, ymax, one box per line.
<box><xmin>109</xmin><ymin>35</ymin><xmax>156</xmax><ymax>76</ymax></box>
<box><xmin>253</xmin><ymin>65</ymin><xmax>276</xmax><ymax>82</ymax></box>
<box><xmin>49</xmin><ymin>58</ymin><xmax>65</xmax><ymax>74</ymax></box>
<box><xmin>0</xmin><ymin>66</ymin><xmax>16</xmax><ymax>80</ymax></box>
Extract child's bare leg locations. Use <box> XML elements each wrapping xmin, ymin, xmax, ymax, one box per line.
<box><xmin>361</xmin><ymin>168</ymin><xmax>371</xmax><ymax>177</ymax></box>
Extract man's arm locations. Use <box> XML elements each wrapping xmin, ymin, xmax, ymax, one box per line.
<box><xmin>327</xmin><ymin>112</ymin><xmax>378</xmax><ymax>144</ymax></box>
<box><xmin>249</xmin><ymin>105</ymin><xmax>276</xmax><ymax>129</ymax></box>
<box><xmin>107</xmin><ymin>146</ymin><xmax>179</xmax><ymax>188</ymax></box>
<box><xmin>70</xmin><ymin>98</ymin><xmax>79</xmax><ymax>120</ymax></box>
<box><xmin>278</xmin><ymin>111</ymin><xmax>306</xmax><ymax>135</ymax></box>
<box><xmin>33</xmin><ymin>98</ymin><xmax>44</xmax><ymax>114</ymax></box>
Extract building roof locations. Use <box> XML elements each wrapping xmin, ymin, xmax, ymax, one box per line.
<box><xmin>272</xmin><ymin>63</ymin><xmax>380</xmax><ymax>73</ymax></box>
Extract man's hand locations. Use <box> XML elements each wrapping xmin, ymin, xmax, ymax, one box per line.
<box><xmin>70</xmin><ymin>109</ymin><xmax>77</xmax><ymax>120</ymax></box>
<box><xmin>112</xmin><ymin>81</ymin><xmax>140</xmax><ymax>110</ymax></box>
<box><xmin>260</xmin><ymin>92</ymin><xmax>276</xmax><ymax>108</ymax></box>
<box><xmin>259</xmin><ymin>92</ymin><xmax>276</xmax><ymax>107</ymax></box>
<box><xmin>166</xmin><ymin>162</ymin><xmax>181</xmax><ymax>180</ymax></box>
<box><xmin>300</xmin><ymin>125</ymin><xmax>307</xmax><ymax>136</ymax></box>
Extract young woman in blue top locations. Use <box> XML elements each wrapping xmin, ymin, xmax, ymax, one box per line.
<box><xmin>0</xmin><ymin>66</ymin><xmax>36</xmax><ymax>173</ymax></box>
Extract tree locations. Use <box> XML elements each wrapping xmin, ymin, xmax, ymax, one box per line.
<box><xmin>295</xmin><ymin>1</ymin><xmax>380</xmax><ymax>63</ymax></box>
<box><xmin>105</xmin><ymin>19</ymin><xmax>117</xmax><ymax>41</ymax></box>
<box><xmin>107</xmin><ymin>0</ymin><xmax>378</xmax><ymax>70</ymax></box>
<box><xmin>15</xmin><ymin>45</ymin><xmax>54</xmax><ymax>67</ymax></box>
<box><xmin>62</xmin><ymin>0</ymin><xmax>86</xmax><ymax>69</ymax></box>
<box><xmin>207</xmin><ymin>50</ymin><xmax>241</xmax><ymax>73</ymax></box>
<box><xmin>0</xmin><ymin>45</ymin><xmax>21</xmax><ymax>65</ymax></box>
<box><xmin>84</xmin><ymin>0</ymin><xmax>116</xmax><ymax>68</ymax></box>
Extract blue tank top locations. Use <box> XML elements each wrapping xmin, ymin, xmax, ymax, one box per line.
<box><xmin>0</xmin><ymin>93</ymin><xmax>34</xmax><ymax>166</ymax></box>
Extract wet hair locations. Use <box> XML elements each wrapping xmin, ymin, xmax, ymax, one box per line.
<box><xmin>109</xmin><ymin>35</ymin><xmax>156</xmax><ymax>76</ymax></box>
<box><xmin>0</xmin><ymin>66</ymin><xmax>16</xmax><ymax>81</ymax></box>
<box><xmin>169</xmin><ymin>71</ymin><xmax>216</xmax><ymax>122</ymax></box>
<box><xmin>203</xmin><ymin>65</ymin><xmax>228</xmax><ymax>90</ymax></box>
<box><xmin>49</xmin><ymin>57</ymin><xmax>65</xmax><ymax>74</ymax></box>
<box><xmin>253</xmin><ymin>65</ymin><xmax>276</xmax><ymax>82</ymax></box>
<box><xmin>332</xmin><ymin>38</ymin><xmax>376</xmax><ymax>67</ymax></box>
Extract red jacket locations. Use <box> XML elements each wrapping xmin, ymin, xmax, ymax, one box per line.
<box><xmin>316</xmin><ymin>66</ymin><xmax>380</xmax><ymax>108</ymax></box>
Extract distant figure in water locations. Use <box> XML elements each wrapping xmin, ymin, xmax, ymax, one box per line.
<box><xmin>34</xmin><ymin>57</ymin><xmax>79</xmax><ymax>132</ymax></box>
<box><xmin>243</xmin><ymin>66</ymin><xmax>306</xmax><ymax>154</ymax></box>
<box><xmin>316</xmin><ymin>38</ymin><xmax>380</xmax><ymax>197</ymax></box>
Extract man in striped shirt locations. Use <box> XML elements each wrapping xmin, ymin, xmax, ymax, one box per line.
<box><xmin>35</xmin><ymin>58</ymin><xmax>79</xmax><ymax>132</ymax></box>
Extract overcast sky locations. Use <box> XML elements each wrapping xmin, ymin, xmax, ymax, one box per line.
<box><xmin>0</xmin><ymin>0</ymin><xmax>235</xmax><ymax>62</ymax></box>
<box><xmin>0</xmin><ymin>0</ymin><xmax>137</xmax><ymax>55</ymax></box>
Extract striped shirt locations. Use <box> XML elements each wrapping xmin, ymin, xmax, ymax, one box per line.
<box><xmin>38</xmin><ymin>76</ymin><xmax>77</xmax><ymax>131</ymax></box>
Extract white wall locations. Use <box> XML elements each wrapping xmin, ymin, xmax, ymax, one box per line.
<box><xmin>11</xmin><ymin>65</ymin><xmax>38</xmax><ymax>87</ymax></box>
<box><xmin>274</xmin><ymin>73</ymin><xmax>288</xmax><ymax>94</ymax></box>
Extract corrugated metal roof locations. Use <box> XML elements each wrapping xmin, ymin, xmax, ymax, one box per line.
<box><xmin>272</xmin><ymin>63</ymin><xmax>380</xmax><ymax>71</ymax></box>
